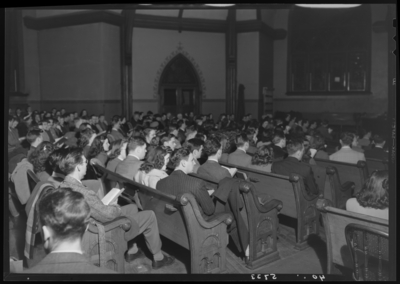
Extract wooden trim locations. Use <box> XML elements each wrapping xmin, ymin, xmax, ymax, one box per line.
<box><xmin>202</xmin><ymin>99</ymin><xmax>225</xmax><ymax>103</ymax></box>
<box><xmin>131</xmin><ymin>99</ymin><xmax>157</xmax><ymax>103</ymax></box>
<box><xmin>23</xmin><ymin>10</ymin><xmax>124</xmax><ymax>30</ymax></box>
<box><xmin>23</xmin><ymin>10</ymin><xmax>287</xmax><ymax>40</ymax></box>
<box><xmin>244</xmin><ymin>99</ymin><xmax>259</xmax><ymax>103</ymax></box>
<box><xmin>28</xmin><ymin>99</ymin><xmax>121</xmax><ymax>104</ymax></box>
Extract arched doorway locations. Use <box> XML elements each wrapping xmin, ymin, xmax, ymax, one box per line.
<box><xmin>159</xmin><ymin>54</ymin><xmax>201</xmax><ymax>115</ymax></box>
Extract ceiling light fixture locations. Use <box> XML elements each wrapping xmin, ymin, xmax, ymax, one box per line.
<box><xmin>295</xmin><ymin>4</ymin><xmax>361</xmax><ymax>8</ymax></box>
<box><xmin>205</xmin><ymin>4</ymin><xmax>235</xmax><ymax>7</ymax></box>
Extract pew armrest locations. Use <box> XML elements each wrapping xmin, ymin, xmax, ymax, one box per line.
<box><xmin>204</xmin><ymin>212</ymin><xmax>234</xmax><ymax>228</ymax></box>
<box><xmin>341</xmin><ymin>181</ymin><xmax>355</xmax><ymax>193</ymax></box>
<box><xmin>88</xmin><ymin>216</ymin><xmax>131</xmax><ymax>234</ymax></box>
<box><xmin>257</xmin><ymin>199</ymin><xmax>283</xmax><ymax>213</ymax></box>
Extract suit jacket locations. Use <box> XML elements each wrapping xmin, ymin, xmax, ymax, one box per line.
<box><xmin>23</xmin><ymin>252</ymin><xmax>116</xmax><ymax>274</ymax></box>
<box><xmin>227</xmin><ymin>149</ymin><xmax>252</xmax><ymax>168</ymax></box>
<box><xmin>198</xmin><ymin>160</ymin><xmax>231</xmax><ymax>182</ymax></box>
<box><xmin>156</xmin><ymin>170</ymin><xmax>215</xmax><ymax>217</ymax></box>
<box><xmin>106</xmin><ymin>157</ymin><xmax>123</xmax><ymax>173</ymax></box>
<box><xmin>176</xmin><ymin>129</ymin><xmax>186</xmax><ymax>144</ymax></box>
<box><xmin>115</xmin><ymin>155</ymin><xmax>143</xmax><ymax>181</ymax></box>
<box><xmin>110</xmin><ymin>129</ymin><xmax>125</xmax><ymax>141</ymax></box>
<box><xmin>272</xmin><ymin>144</ymin><xmax>288</xmax><ymax>161</ymax></box>
<box><xmin>329</xmin><ymin>146</ymin><xmax>366</xmax><ymax>164</ymax></box>
<box><xmin>364</xmin><ymin>146</ymin><xmax>388</xmax><ymax>161</ymax></box>
<box><xmin>271</xmin><ymin>156</ymin><xmax>320</xmax><ymax>197</ymax></box>
<box><xmin>220</xmin><ymin>153</ymin><xmax>229</xmax><ymax>164</ymax></box>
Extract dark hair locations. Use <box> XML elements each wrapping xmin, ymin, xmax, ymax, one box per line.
<box><xmin>186</xmin><ymin>123</ymin><xmax>198</xmax><ymax>133</ymax></box>
<box><xmin>111</xmin><ymin>115</ymin><xmax>121</xmax><ymax>126</ymax></box>
<box><xmin>203</xmin><ymin>137</ymin><xmax>221</xmax><ymax>156</ymax></box>
<box><xmin>340</xmin><ymin>132</ymin><xmax>354</xmax><ymax>146</ymax></box>
<box><xmin>286</xmin><ymin>138</ymin><xmax>304</xmax><ymax>155</ymax></box>
<box><xmin>372</xmin><ymin>134</ymin><xmax>386</xmax><ymax>145</ymax></box>
<box><xmin>48</xmin><ymin>147</ymin><xmax>69</xmax><ymax>173</ymax></box>
<box><xmin>127</xmin><ymin>136</ymin><xmax>146</xmax><ymax>152</ymax></box>
<box><xmin>77</xmin><ymin>128</ymin><xmax>94</xmax><ymax>149</ymax></box>
<box><xmin>28</xmin><ymin>141</ymin><xmax>54</xmax><ymax>174</ymax></box>
<box><xmin>252</xmin><ymin>145</ymin><xmax>274</xmax><ymax>166</ymax></box>
<box><xmin>170</xmin><ymin>147</ymin><xmax>191</xmax><ymax>169</ymax></box>
<box><xmin>185</xmin><ymin>138</ymin><xmax>205</xmax><ymax>153</ymax></box>
<box><xmin>26</xmin><ymin>129</ymin><xmax>42</xmax><ymax>145</ymax></box>
<box><xmin>108</xmin><ymin>139</ymin><xmax>127</xmax><ymax>160</ymax></box>
<box><xmin>59</xmin><ymin>147</ymin><xmax>85</xmax><ymax>175</ymax></box>
<box><xmin>272</xmin><ymin>129</ymin><xmax>285</xmax><ymax>145</ymax></box>
<box><xmin>235</xmin><ymin>133</ymin><xmax>249</xmax><ymax>147</ymax></box>
<box><xmin>177</xmin><ymin>120</ymin><xmax>186</xmax><ymax>128</ymax></box>
<box><xmin>356</xmin><ymin>170</ymin><xmax>389</xmax><ymax>210</ymax></box>
<box><xmin>160</xmin><ymin>133</ymin><xmax>176</xmax><ymax>145</ymax></box>
<box><xmin>87</xmin><ymin>136</ymin><xmax>104</xmax><ymax>160</ymax></box>
<box><xmin>310</xmin><ymin>134</ymin><xmax>325</xmax><ymax>150</ymax></box>
<box><xmin>38</xmin><ymin>187</ymin><xmax>90</xmax><ymax>243</ymax></box>
<box><xmin>140</xmin><ymin>146</ymin><xmax>171</xmax><ymax>173</ymax></box>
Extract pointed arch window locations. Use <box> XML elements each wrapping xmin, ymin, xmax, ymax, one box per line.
<box><xmin>287</xmin><ymin>5</ymin><xmax>371</xmax><ymax>94</ymax></box>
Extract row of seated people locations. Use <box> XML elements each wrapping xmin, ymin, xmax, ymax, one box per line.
<box><xmin>11</xmin><ymin>109</ymin><xmax>389</xmax><ymax>272</ymax></box>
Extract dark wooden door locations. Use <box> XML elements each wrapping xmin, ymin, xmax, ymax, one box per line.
<box><xmin>161</xmin><ymin>87</ymin><xmax>196</xmax><ymax>115</ymax></box>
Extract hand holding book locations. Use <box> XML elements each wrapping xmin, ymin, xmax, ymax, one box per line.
<box><xmin>101</xmin><ymin>188</ymin><xmax>125</xmax><ymax>205</ymax></box>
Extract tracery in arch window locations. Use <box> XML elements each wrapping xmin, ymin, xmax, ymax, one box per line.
<box><xmin>287</xmin><ymin>5</ymin><xmax>371</xmax><ymax>94</ymax></box>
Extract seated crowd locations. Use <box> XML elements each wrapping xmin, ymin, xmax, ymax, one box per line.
<box><xmin>8</xmin><ymin>106</ymin><xmax>390</xmax><ymax>273</ymax></box>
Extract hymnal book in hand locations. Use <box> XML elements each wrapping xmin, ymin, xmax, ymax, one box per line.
<box><xmin>101</xmin><ymin>188</ymin><xmax>125</xmax><ymax>205</ymax></box>
<box><xmin>221</xmin><ymin>166</ymin><xmax>238</xmax><ymax>177</ymax></box>
<box><xmin>54</xmin><ymin>136</ymin><xmax>67</xmax><ymax>145</ymax></box>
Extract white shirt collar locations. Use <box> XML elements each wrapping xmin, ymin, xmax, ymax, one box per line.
<box><xmin>112</xmin><ymin>127</ymin><xmax>119</xmax><ymax>131</ymax></box>
<box><xmin>118</xmin><ymin>157</ymin><xmax>124</xmax><ymax>161</ymax></box>
<box><xmin>68</xmin><ymin>175</ymin><xmax>82</xmax><ymax>184</ymax></box>
<box><xmin>128</xmin><ymin>154</ymin><xmax>141</xmax><ymax>160</ymax></box>
<box><xmin>52</xmin><ymin>172</ymin><xmax>65</xmax><ymax>179</ymax></box>
<box><xmin>342</xmin><ymin>145</ymin><xmax>351</xmax><ymax>149</ymax></box>
<box><xmin>238</xmin><ymin>148</ymin><xmax>247</xmax><ymax>154</ymax></box>
<box><xmin>375</xmin><ymin>145</ymin><xmax>384</xmax><ymax>149</ymax></box>
<box><xmin>51</xmin><ymin>250</ymin><xmax>83</xmax><ymax>255</ymax></box>
<box><xmin>208</xmin><ymin>158</ymin><xmax>219</xmax><ymax>163</ymax></box>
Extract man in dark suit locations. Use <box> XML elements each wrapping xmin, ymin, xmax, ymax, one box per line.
<box><xmin>365</xmin><ymin>134</ymin><xmax>388</xmax><ymax>160</ymax></box>
<box><xmin>271</xmin><ymin>129</ymin><xmax>288</xmax><ymax>161</ymax></box>
<box><xmin>271</xmin><ymin>138</ymin><xmax>320</xmax><ymax>198</ymax></box>
<box><xmin>316</xmin><ymin>119</ymin><xmax>333</xmax><ymax>142</ymax></box>
<box><xmin>24</xmin><ymin>187</ymin><xmax>116</xmax><ymax>273</ymax></box>
<box><xmin>59</xmin><ymin>147</ymin><xmax>174</xmax><ymax>269</ymax></box>
<box><xmin>176</xmin><ymin>119</ymin><xmax>187</xmax><ymax>145</ymax></box>
<box><xmin>185</xmin><ymin>138</ymin><xmax>205</xmax><ymax>174</ymax></box>
<box><xmin>227</xmin><ymin>133</ymin><xmax>252</xmax><ymax>168</ymax></box>
<box><xmin>198</xmin><ymin>137</ymin><xmax>232</xmax><ymax>182</ymax></box>
<box><xmin>116</xmin><ymin>136</ymin><xmax>146</xmax><ymax>181</ymax></box>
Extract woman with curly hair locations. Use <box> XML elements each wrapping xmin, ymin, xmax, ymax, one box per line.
<box><xmin>135</xmin><ymin>146</ymin><xmax>171</xmax><ymax>189</ymax></box>
<box><xmin>106</xmin><ymin>139</ymin><xmax>128</xmax><ymax>172</ymax></box>
<box><xmin>27</xmin><ymin>141</ymin><xmax>54</xmax><ymax>181</ymax></box>
<box><xmin>249</xmin><ymin>145</ymin><xmax>274</xmax><ymax>173</ymax></box>
<box><xmin>346</xmin><ymin>170</ymin><xmax>388</xmax><ymax>220</ymax></box>
<box><xmin>143</xmin><ymin>128</ymin><xmax>157</xmax><ymax>147</ymax></box>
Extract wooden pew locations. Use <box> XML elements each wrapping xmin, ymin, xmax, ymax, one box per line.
<box><xmin>220</xmin><ymin>161</ymin><xmax>321</xmax><ymax>250</ymax></box>
<box><xmin>189</xmin><ymin>173</ymin><xmax>283</xmax><ymax>270</ymax></box>
<box><xmin>366</xmin><ymin>158</ymin><xmax>388</xmax><ymax>175</ymax></box>
<box><xmin>324</xmin><ymin>167</ymin><xmax>355</xmax><ymax>209</ymax></box>
<box><xmin>92</xmin><ymin>163</ymin><xmax>233</xmax><ymax>274</ymax></box>
<box><xmin>316</xmin><ymin>198</ymin><xmax>388</xmax><ymax>275</ymax></box>
<box><xmin>314</xmin><ymin>158</ymin><xmax>368</xmax><ymax>194</ymax></box>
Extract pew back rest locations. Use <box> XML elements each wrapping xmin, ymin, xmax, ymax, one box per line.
<box><xmin>314</xmin><ymin>158</ymin><xmax>367</xmax><ymax>194</ymax></box>
<box><xmin>316</xmin><ymin>199</ymin><xmax>388</xmax><ymax>270</ymax></box>
<box><xmin>220</xmin><ymin>162</ymin><xmax>305</xmax><ymax>218</ymax></box>
<box><xmin>366</xmin><ymin>158</ymin><xmax>388</xmax><ymax>175</ymax></box>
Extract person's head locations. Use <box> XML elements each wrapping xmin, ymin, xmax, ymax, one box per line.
<box><xmin>161</xmin><ymin>113</ymin><xmax>166</xmax><ymax>121</ymax></box>
<box><xmin>127</xmin><ymin>136</ymin><xmax>147</xmax><ymax>159</ymax></box>
<box><xmin>26</xmin><ymin>129</ymin><xmax>43</xmax><ymax>147</ymax></box>
<box><xmin>8</xmin><ymin>115</ymin><xmax>18</xmax><ymax>128</ymax></box>
<box><xmin>170</xmin><ymin>147</ymin><xmax>194</xmax><ymax>173</ymax></box>
<box><xmin>99</xmin><ymin>114</ymin><xmax>105</xmax><ymax>122</ymax></box>
<box><xmin>186</xmin><ymin>123</ymin><xmax>197</xmax><ymax>135</ymax></box>
<box><xmin>144</xmin><ymin>128</ymin><xmax>156</xmax><ymax>144</ymax></box>
<box><xmin>309</xmin><ymin>120</ymin><xmax>318</xmax><ymax>129</ymax></box>
<box><xmin>108</xmin><ymin>139</ymin><xmax>128</xmax><ymax>160</ymax></box>
<box><xmin>24</xmin><ymin>115</ymin><xmax>33</xmax><ymax>126</ymax></box>
<box><xmin>28</xmin><ymin>141</ymin><xmax>54</xmax><ymax>174</ymax></box>
<box><xmin>59</xmin><ymin>147</ymin><xmax>88</xmax><ymax>180</ymax></box>
<box><xmin>310</xmin><ymin>134</ymin><xmax>326</xmax><ymax>150</ymax></box>
<box><xmin>251</xmin><ymin>145</ymin><xmax>274</xmax><ymax>166</ymax></box>
<box><xmin>27</xmin><ymin>106</ymin><xmax>32</xmax><ymax>113</ymax></box>
<box><xmin>141</xmin><ymin>146</ymin><xmax>171</xmax><ymax>173</ymax></box>
<box><xmin>321</xmin><ymin>119</ymin><xmax>329</xmax><ymax>127</ymax></box>
<box><xmin>185</xmin><ymin>138</ymin><xmax>205</xmax><ymax>160</ymax></box>
<box><xmin>102</xmin><ymin>138</ymin><xmax>110</xmax><ymax>152</ymax></box>
<box><xmin>69</xmin><ymin>113</ymin><xmax>74</xmax><ymax>121</ymax></box>
<box><xmin>60</xmin><ymin>108</ymin><xmax>66</xmax><ymax>115</ymax></box>
<box><xmin>203</xmin><ymin>137</ymin><xmax>222</xmax><ymax>160</ymax></box>
<box><xmin>272</xmin><ymin>129</ymin><xmax>286</xmax><ymax>148</ymax></box>
<box><xmin>235</xmin><ymin>133</ymin><xmax>250</xmax><ymax>151</ymax></box>
<box><xmin>177</xmin><ymin>113</ymin><xmax>183</xmax><ymax>120</ymax></box>
<box><xmin>261</xmin><ymin>118</ymin><xmax>270</xmax><ymax>129</ymax></box>
<box><xmin>77</xmin><ymin>128</ymin><xmax>95</xmax><ymax>149</ymax></box>
<box><xmin>47</xmin><ymin>118</ymin><xmax>54</xmax><ymax>128</ymax></box>
<box><xmin>38</xmin><ymin>187</ymin><xmax>90</xmax><ymax>252</ymax></box>
<box><xmin>302</xmin><ymin>119</ymin><xmax>310</xmax><ymax>128</ymax></box>
<box><xmin>80</xmin><ymin>109</ymin><xmax>87</xmax><ymax>118</ymax></box>
<box><xmin>356</xmin><ymin>170</ymin><xmax>389</xmax><ymax>210</ymax></box>
<box><xmin>286</xmin><ymin>138</ymin><xmax>305</xmax><ymax>160</ymax></box>
<box><xmin>41</xmin><ymin>119</ymin><xmax>50</xmax><ymax>131</ymax></box>
<box><xmin>111</xmin><ymin>115</ymin><xmax>122</xmax><ymax>129</ymax></box>
<box><xmin>57</xmin><ymin>115</ymin><xmax>64</xmax><ymax>126</ymax></box>
<box><xmin>161</xmin><ymin>134</ymin><xmax>177</xmax><ymax>151</ymax></box>
<box><xmin>48</xmin><ymin>147</ymin><xmax>69</xmax><ymax>174</ymax></box>
<box><xmin>339</xmin><ymin>132</ymin><xmax>354</xmax><ymax>147</ymax></box>
<box><xmin>73</xmin><ymin>112</ymin><xmax>78</xmax><ymax>118</ymax></box>
<box><xmin>372</xmin><ymin>134</ymin><xmax>386</xmax><ymax>147</ymax></box>
<box><xmin>177</xmin><ymin>119</ymin><xmax>186</xmax><ymax>130</ymax></box>
<box><xmin>16</xmin><ymin>108</ymin><xmax>22</xmax><ymax>116</ymax></box>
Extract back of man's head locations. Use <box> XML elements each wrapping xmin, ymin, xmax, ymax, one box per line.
<box><xmin>340</xmin><ymin>132</ymin><xmax>354</xmax><ymax>146</ymax></box>
<box><xmin>203</xmin><ymin>137</ymin><xmax>221</xmax><ymax>157</ymax></box>
<box><xmin>286</xmin><ymin>138</ymin><xmax>304</xmax><ymax>156</ymax></box>
<box><xmin>235</xmin><ymin>133</ymin><xmax>249</xmax><ymax>148</ymax></box>
<box><xmin>48</xmin><ymin>148</ymin><xmax>69</xmax><ymax>173</ymax></box>
<box><xmin>127</xmin><ymin>136</ymin><xmax>146</xmax><ymax>153</ymax></box>
<box><xmin>170</xmin><ymin>147</ymin><xmax>191</xmax><ymax>169</ymax></box>
<box><xmin>185</xmin><ymin>138</ymin><xmax>205</xmax><ymax>153</ymax></box>
<box><xmin>38</xmin><ymin>187</ymin><xmax>90</xmax><ymax>245</ymax></box>
<box><xmin>373</xmin><ymin>134</ymin><xmax>386</xmax><ymax>145</ymax></box>
<box><xmin>272</xmin><ymin>129</ymin><xmax>285</xmax><ymax>145</ymax></box>
<box><xmin>26</xmin><ymin>129</ymin><xmax>43</xmax><ymax>145</ymax></box>
<box><xmin>59</xmin><ymin>147</ymin><xmax>84</xmax><ymax>175</ymax></box>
